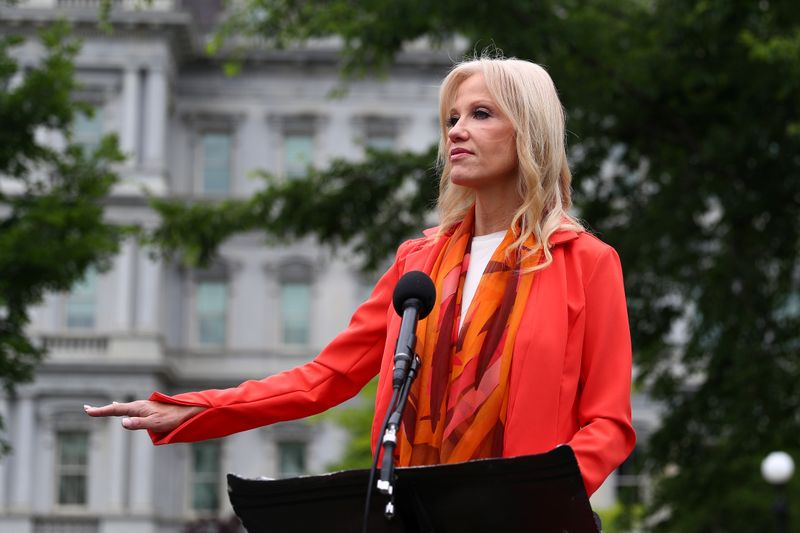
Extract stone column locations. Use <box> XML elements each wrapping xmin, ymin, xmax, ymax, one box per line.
<box><xmin>135</xmin><ymin>250</ymin><xmax>161</xmax><ymax>334</ymax></box>
<box><xmin>107</xmin><ymin>419</ymin><xmax>128</xmax><ymax>512</ymax></box>
<box><xmin>113</xmin><ymin>239</ymin><xmax>135</xmax><ymax>332</ymax></box>
<box><xmin>120</xmin><ymin>67</ymin><xmax>141</xmax><ymax>166</ymax></box>
<box><xmin>128</xmin><ymin>430</ymin><xmax>154</xmax><ymax>514</ymax></box>
<box><xmin>143</xmin><ymin>66</ymin><xmax>167</xmax><ymax>173</ymax></box>
<box><xmin>10</xmin><ymin>396</ymin><xmax>34</xmax><ymax>510</ymax></box>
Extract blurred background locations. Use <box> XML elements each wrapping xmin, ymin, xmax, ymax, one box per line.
<box><xmin>0</xmin><ymin>0</ymin><xmax>797</xmax><ymax>531</ymax></box>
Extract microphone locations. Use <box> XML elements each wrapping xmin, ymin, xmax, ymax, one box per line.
<box><xmin>391</xmin><ymin>271</ymin><xmax>436</xmax><ymax>389</ymax></box>
<box><xmin>375</xmin><ymin>271</ymin><xmax>435</xmax><ymax>505</ymax></box>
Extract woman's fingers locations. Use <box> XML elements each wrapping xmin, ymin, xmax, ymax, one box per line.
<box><xmin>85</xmin><ymin>401</ymin><xmax>205</xmax><ymax>433</ymax></box>
<box><xmin>84</xmin><ymin>400</ymin><xmax>158</xmax><ymax>430</ymax></box>
<box><xmin>121</xmin><ymin>416</ymin><xmax>148</xmax><ymax>430</ymax></box>
<box><xmin>84</xmin><ymin>401</ymin><xmax>145</xmax><ymax>418</ymax></box>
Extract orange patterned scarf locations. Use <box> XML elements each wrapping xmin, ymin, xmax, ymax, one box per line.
<box><xmin>397</xmin><ymin>209</ymin><xmax>541</xmax><ymax>466</ymax></box>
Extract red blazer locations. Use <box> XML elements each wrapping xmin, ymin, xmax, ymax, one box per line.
<box><xmin>149</xmin><ymin>227</ymin><xmax>636</xmax><ymax>496</ymax></box>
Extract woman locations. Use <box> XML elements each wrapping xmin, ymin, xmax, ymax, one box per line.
<box><xmin>86</xmin><ymin>57</ymin><xmax>635</xmax><ymax>497</ymax></box>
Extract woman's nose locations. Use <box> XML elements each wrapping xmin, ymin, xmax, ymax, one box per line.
<box><xmin>448</xmin><ymin>119</ymin><xmax>468</xmax><ymax>142</ymax></box>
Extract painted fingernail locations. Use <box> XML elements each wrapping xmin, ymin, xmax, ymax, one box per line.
<box><xmin>122</xmin><ymin>418</ymin><xmax>131</xmax><ymax>428</ymax></box>
<box><xmin>83</xmin><ymin>405</ymin><xmax>92</xmax><ymax>411</ymax></box>
<box><xmin>112</xmin><ymin>401</ymin><xmax>119</xmax><ymax>405</ymax></box>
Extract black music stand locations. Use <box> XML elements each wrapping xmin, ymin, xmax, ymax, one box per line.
<box><xmin>227</xmin><ymin>445</ymin><xmax>599</xmax><ymax>532</ymax></box>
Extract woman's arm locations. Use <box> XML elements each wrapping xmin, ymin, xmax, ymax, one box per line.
<box><xmin>567</xmin><ymin>245</ymin><xmax>637</xmax><ymax>495</ymax></box>
<box><xmin>84</xmin><ymin>240</ymin><xmax>409</xmax><ymax>445</ymax></box>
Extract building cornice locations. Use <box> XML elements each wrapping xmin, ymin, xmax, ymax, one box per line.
<box><xmin>0</xmin><ymin>4</ymin><xmax>198</xmax><ymax>61</ymax></box>
<box><xmin>1</xmin><ymin>6</ymin><xmax>458</xmax><ymax>75</ymax></box>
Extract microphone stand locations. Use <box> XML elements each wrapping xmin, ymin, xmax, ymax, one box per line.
<box><xmin>363</xmin><ymin>272</ymin><xmax>435</xmax><ymax>532</ymax></box>
<box><xmin>376</xmin><ymin>353</ymin><xmax>421</xmax><ymax>519</ymax></box>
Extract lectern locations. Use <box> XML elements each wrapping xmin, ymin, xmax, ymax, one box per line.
<box><xmin>227</xmin><ymin>445</ymin><xmax>599</xmax><ymax>532</ymax></box>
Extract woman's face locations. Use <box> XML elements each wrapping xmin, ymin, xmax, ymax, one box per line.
<box><xmin>446</xmin><ymin>74</ymin><xmax>518</xmax><ymax>192</ymax></box>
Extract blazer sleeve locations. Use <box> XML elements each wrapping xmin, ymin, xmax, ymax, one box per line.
<box><xmin>146</xmin><ymin>242</ymin><xmax>408</xmax><ymax>445</ymax></box>
<box><xmin>566</xmin><ymin>245</ymin><xmax>636</xmax><ymax>495</ymax></box>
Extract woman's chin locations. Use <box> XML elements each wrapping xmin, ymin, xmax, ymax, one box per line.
<box><xmin>450</xmin><ymin>175</ymin><xmax>478</xmax><ymax>189</ymax></box>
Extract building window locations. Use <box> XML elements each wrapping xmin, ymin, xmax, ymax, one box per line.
<box><xmin>200</xmin><ymin>132</ymin><xmax>232</xmax><ymax>195</ymax></box>
<box><xmin>360</xmin><ymin>116</ymin><xmax>398</xmax><ymax>152</ymax></box>
<box><xmin>277</xmin><ymin>441</ymin><xmax>306</xmax><ymax>478</ymax></box>
<box><xmin>191</xmin><ymin>440</ymin><xmax>221</xmax><ymax>513</ymax></box>
<box><xmin>66</xmin><ymin>268</ymin><xmax>96</xmax><ymax>329</ymax></box>
<box><xmin>283</xmin><ymin>133</ymin><xmax>314</xmax><ymax>179</ymax></box>
<box><xmin>281</xmin><ymin>281</ymin><xmax>310</xmax><ymax>345</ymax></box>
<box><xmin>56</xmin><ymin>430</ymin><xmax>89</xmax><ymax>506</ymax></box>
<box><xmin>365</xmin><ymin>135</ymin><xmax>395</xmax><ymax>151</ymax></box>
<box><xmin>196</xmin><ymin>280</ymin><xmax>227</xmax><ymax>346</ymax></box>
<box><xmin>74</xmin><ymin>107</ymin><xmax>104</xmax><ymax>156</ymax></box>
<box><xmin>278</xmin><ymin>260</ymin><xmax>313</xmax><ymax>345</ymax></box>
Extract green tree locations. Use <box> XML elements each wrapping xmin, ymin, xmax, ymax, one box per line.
<box><xmin>144</xmin><ymin>1</ymin><xmax>800</xmax><ymax>530</ymax></box>
<box><xmin>321</xmin><ymin>379</ymin><xmax>379</xmax><ymax>472</ymax></box>
<box><xmin>0</xmin><ymin>21</ymin><xmax>124</xmax><ymax>449</ymax></box>
<box><xmin>145</xmin><ymin>146</ymin><xmax>439</xmax><ymax>271</ymax></box>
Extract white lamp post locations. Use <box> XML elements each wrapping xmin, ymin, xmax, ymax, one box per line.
<box><xmin>762</xmin><ymin>451</ymin><xmax>795</xmax><ymax>533</ymax></box>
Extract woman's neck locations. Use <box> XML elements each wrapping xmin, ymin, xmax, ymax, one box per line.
<box><xmin>473</xmin><ymin>188</ymin><xmax>523</xmax><ymax>236</ymax></box>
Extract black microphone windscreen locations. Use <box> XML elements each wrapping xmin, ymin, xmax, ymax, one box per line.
<box><xmin>392</xmin><ymin>271</ymin><xmax>436</xmax><ymax>319</ymax></box>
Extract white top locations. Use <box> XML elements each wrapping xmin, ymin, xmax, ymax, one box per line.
<box><xmin>460</xmin><ymin>230</ymin><xmax>506</xmax><ymax>330</ymax></box>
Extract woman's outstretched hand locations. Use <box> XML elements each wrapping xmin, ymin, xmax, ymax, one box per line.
<box><xmin>84</xmin><ymin>400</ymin><xmax>206</xmax><ymax>433</ymax></box>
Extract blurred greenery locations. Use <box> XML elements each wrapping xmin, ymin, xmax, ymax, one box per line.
<box><xmin>148</xmin><ymin>1</ymin><xmax>799</xmax><ymax>530</ymax></box>
<box><xmin>322</xmin><ymin>379</ymin><xmax>378</xmax><ymax>472</ymax></box>
<box><xmin>0</xmin><ymin>20</ymin><xmax>125</xmax><ymax>451</ymax></box>
<box><xmin>597</xmin><ymin>502</ymin><xmax>645</xmax><ymax>533</ymax></box>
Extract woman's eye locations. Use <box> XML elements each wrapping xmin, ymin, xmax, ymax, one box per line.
<box><xmin>446</xmin><ymin>116</ymin><xmax>459</xmax><ymax>128</ymax></box>
<box><xmin>473</xmin><ymin>109</ymin><xmax>490</xmax><ymax>119</ymax></box>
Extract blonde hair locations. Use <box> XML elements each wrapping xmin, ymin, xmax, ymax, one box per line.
<box><xmin>435</xmin><ymin>56</ymin><xmax>584</xmax><ymax>271</ymax></box>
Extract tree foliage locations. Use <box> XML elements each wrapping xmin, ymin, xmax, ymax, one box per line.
<box><xmin>146</xmin><ymin>147</ymin><xmax>439</xmax><ymax>271</ymax></box>
<box><xmin>144</xmin><ymin>1</ymin><xmax>800</xmax><ymax>530</ymax></box>
<box><xmin>321</xmin><ymin>379</ymin><xmax>378</xmax><ymax>472</ymax></box>
<box><xmin>0</xmin><ymin>21</ymin><xmax>124</xmax><ymax>448</ymax></box>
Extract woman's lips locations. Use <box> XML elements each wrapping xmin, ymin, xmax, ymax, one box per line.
<box><xmin>450</xmin><ymin>148</ymin><xmax>473</xmax><ymax>161</ymax></box>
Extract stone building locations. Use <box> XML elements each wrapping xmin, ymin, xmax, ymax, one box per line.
<box><xmin>0</xmin><ymin>2</ymin><xmax>656</xmax><ymax>532</ymax></box>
